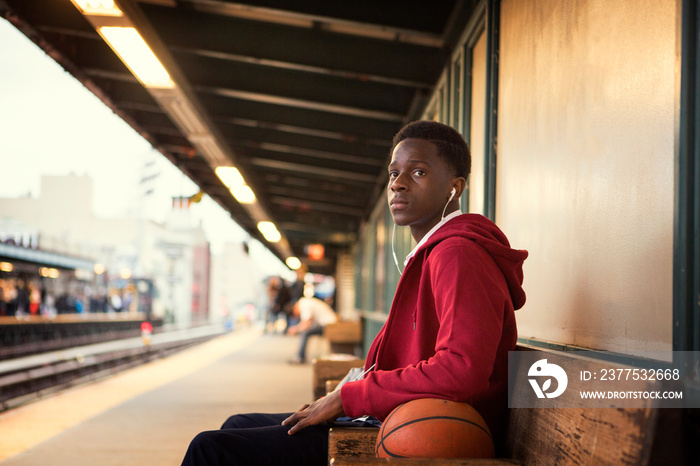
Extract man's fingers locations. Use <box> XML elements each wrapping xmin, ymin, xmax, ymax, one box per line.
<box><xmin>285</xmin><ymin>413</ymin><xmax>310</xmax><ymax>434</ymax></box>
<box><xmin>287</xmin><ymin>407</ymin><xmax>320</xmax><ymax>435</ymax></box>
<box><xmin>287</xmin><ymin>420</ymin><xmax>305</xmax><ymax>435</ymax></box>
<box><xmin>281</xmin><ymin>404</ymin><xmax>310</xmax><ymax>425</ymax></box>
<box><xmin>287</xmin><ymin>414</ymin><xmax>315</xmax><ymax>435</ymax></box>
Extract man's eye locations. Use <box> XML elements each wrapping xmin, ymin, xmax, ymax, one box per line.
<box><xmin>389</xmin><ymin>172</ymin><xmax>398</xmax><ymax>178</ymax></box>
<box><xmin>414</xmin><ymin>170</ymin><xmax>426</xmax><ymax>176</ymax></box>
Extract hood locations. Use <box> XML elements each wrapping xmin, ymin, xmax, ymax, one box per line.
<box><xmin>419</xmin><ymin>214</ymin><xmax>528</xmax><ymax>310</ymax></box>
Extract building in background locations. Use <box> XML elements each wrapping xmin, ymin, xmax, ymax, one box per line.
<box><xmin>0</xmin><ymin>175</ymin><xmax>212</xmax><ymax>327</ymax></box>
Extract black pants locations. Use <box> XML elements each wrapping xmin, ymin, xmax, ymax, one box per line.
<box><xmin>181</xmin><ymin>412</ymin><xmax>329</xmax><ymax>466</ymax></box>
<box><xmin>297</xmin><ymin>324</ymin><xmax>324</xmax><ymax>361</ymax></box>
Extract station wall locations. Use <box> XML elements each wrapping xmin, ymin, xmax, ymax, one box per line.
<box><xmin>497</xmin><ymin>0</ymin><xmax>676</xmax><ymax>352</ymax></box>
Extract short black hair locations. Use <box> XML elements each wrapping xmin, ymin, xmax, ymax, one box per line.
<box><xmin>391</xmin><ymin>120</ymin><xmax>471</xmax><ymax>178</ymax></box>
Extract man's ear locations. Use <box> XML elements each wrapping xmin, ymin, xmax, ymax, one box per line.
<box><xmin>451</xmin><ymin>177</ymin><xmax>467</xmax><ymax>198</ymax></box>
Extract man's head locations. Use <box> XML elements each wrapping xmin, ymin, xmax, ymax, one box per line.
<box><xmin>387</xmin><ymin>121</ymin><xmax>470</xmax><ymax>242</ymax></box>
<box><xmin>391</xmin><ymin>121</ymin><xmax>471</xmax><ymax>179</ymax></box>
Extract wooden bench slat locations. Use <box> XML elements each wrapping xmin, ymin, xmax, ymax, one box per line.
<box><xmin>329</xmin><ymin>427</ymin><xmax>378</xmax><ymax>459</ymax></box>
<box><xmin>506</xmin><ymin>407</ymin><xmax>658</xmax><ymax>465</ymax></box>
<box><xmin>324</xmin><ymin>321</ymin><xmax>363</xmax><ymax>356</ymax></box>
<box><xmin>324</xmin><ymin>321</ymin><xmax>362</xmax><ymax>344</ymax></box>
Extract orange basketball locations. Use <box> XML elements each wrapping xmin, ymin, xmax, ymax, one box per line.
<box><xmin>375</xmin><ymin>399</ymin><xmax>494</xmax><ymax>459</ymax></box>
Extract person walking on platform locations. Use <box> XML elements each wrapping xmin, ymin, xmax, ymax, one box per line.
<box><xmin>284</xmin><ymin>264</ymin><xmax>308</xmax><ymax>330</ymax></box>
<box><xmin>264</xmin><ymin>276</ymin><xmax>291</xmax><ymax>333</ymax></box>
<box><xmin>286</xmin><ymin>296</ymin><xmax>338</xmax><ymax>364</ymax></box>
<box><xmin>287</xmin><ymin>264</ymin><xmax>307</xmax><ymax>307</ymax></box>
<box><xmin>180</xmin><ymin>120</ymin><xmax>527</xmax><ymax>466</ymax></box>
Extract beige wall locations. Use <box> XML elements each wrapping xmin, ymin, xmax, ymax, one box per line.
<box><xmin>497</xmin><ymin>0</ymin><xmax>676</xmax><ymax>352</ymax></box>
<box><xmin>469</xmin><ymin>32</ymin><xmax>487</xmax><ymax>215</ymax></box>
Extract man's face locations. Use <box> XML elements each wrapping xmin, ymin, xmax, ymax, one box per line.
<box><xmin>387</xmin><ymin>138</ymin><xmax>456</xmax><ymax>242</ymax></box>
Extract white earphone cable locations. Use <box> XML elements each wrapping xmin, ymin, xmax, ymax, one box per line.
<box><xmin>392</xmin><ymin>222</ymin><xmax>402</xmax><ymax>276</ymax></box>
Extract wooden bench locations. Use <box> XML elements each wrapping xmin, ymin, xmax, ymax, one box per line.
<box><xmin>324</xmin><ymin>321</ymin><xmax>363</xmax><ymax>357</ymax></box>
<box><xmin>323</xmin><ymin>345</ymin><xmax>686</xmax><ymax>465</ymax></box>
<box><xmin>312</xmin><ymin>355</ymin><xmax>365</xmax><ymax>401</ymax></box>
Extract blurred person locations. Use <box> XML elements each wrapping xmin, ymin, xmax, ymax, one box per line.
<box><xmin>15</xmin><ymin>281</ymin><xmax>28</xmax><ymax>317</ymax></box>
<box><xmin>6</xmin><ymin>281</ymin><xmax>18</xmax><ymax>315</ymax></box>
<box><xmin>288</xmin><ymin>264</ymin><xmax>308</xmax><ymax>306</ymax></box>
<box><xmin>99</xmin><ymin>293</ymin><xmax>108</xmax><ymax>313</ymax></box>
<box><xmin>111</xmin><ymin>292</ymin><xmax>123</xmax><ymax>312</ymax></box>
<box><xmin>265</xmin><ymin>276</ymin><xmax>290</xmax><ymax>333</ymax></box>
<box><xmin>75</xmin><ymin>294</ymin><xmax>84</xmax><ymax>314</ymax></box>
<box><xmin>285</xmin><ymin>264</ymin><xmax>308</xmax><ymax>330</ymax></box>
<box><xmin>286</xmin><ymin>296</ymin><xmax>338</xmax><ymax>364</ymax></box>
<box><xmin>0</xmin><ymin>285</ymin><xmax>6</xmax><ymax>316</ymax></box>
<box><xmin>43</xmin><ymin>292</ymin><xmax>56</xmax><ymax>318</ymax></box>
<box><xmin>124</xmin><ymin>289</ymin><xmax>134</xmax><ymax>313</ymax></box>
<box><xmin>29</xmin><ymin>284</ymin><xmax>41</xmax><ymax>315</ymax></box>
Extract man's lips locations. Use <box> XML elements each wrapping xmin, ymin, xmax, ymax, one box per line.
<box><xmin>390</xmin><ymin>197</ymin><xmax>408</xmax><ymax>208</ymax></box>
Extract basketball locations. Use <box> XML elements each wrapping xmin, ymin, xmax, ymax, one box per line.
<box><xmin>375</xmin><ymin>399</ymin><xmax>495</xmax><ymax>459</ymax></box>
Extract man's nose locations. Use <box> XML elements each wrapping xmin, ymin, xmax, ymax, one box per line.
<box><xmin>390</xmin><ymin>174</ymin><xmax>407</xmax><ymax>191</ymax></box>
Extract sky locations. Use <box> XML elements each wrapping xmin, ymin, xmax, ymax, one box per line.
<box><xmin>0</xmin><ymin>18</ymin><xmax>288</xmax><ymax>276</ymax></box>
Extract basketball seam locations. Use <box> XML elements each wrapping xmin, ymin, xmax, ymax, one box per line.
<box><xmin>379</xmin><ymin>444</ymin><xmax>408</xmax><ymax>458</ymax></box>
<box><xmin>375</xmin><ymin>402</ymin><xmax>405</xmax><ymax>456</ymax></box>
<box><xmin>382</xmin><ymin>415</ymin><xmax>493</xmax><ymax>442</ymax></box>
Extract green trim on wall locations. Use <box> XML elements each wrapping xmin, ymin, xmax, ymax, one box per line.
<box><xmin>483</xmin><ymin>0</ymin><xmax>500</xmax><ymax>221</ymax></box>
<box><xmin>675</xmin><ymin>0</ymin><xmax>700</xmax><ymax>352</ymax></box>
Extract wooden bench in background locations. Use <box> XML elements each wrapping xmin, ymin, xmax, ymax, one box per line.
<box><xmin>312</xmin><ymin>355</ymin><xmax>365</xmax><ymax>401</ymax></box>
<box><xmin>324</xmin><ymin>321</ymin><xmax>363</xmax><ymax>357</ymax></box>
<box><xmin>320</xmin><ymin>345</ymin><xmax>686</xmax><ymax>466</ymax></box>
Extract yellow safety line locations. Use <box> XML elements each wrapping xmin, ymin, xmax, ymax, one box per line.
<box><xmin>0</xmin><ymin>327</ymin><xmax>262</xmax><ymax>462</ymax></box>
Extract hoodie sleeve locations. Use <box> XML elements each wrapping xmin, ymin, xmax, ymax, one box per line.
<box><xmin>340</xmin><ymin>238</ymin><xmax>512</xmax><ymax>420</ymax></box>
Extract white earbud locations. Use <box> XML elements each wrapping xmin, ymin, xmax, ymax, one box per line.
<box><xmin>441</xmin><ymin>187</ymin><xmax>457</xmax><ymax>221</ymax></box>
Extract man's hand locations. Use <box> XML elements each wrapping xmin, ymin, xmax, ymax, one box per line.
<box><xmin>282</xmin><ymin>390</ymin><xmax>345</xmax><ymax>435</ymax></box>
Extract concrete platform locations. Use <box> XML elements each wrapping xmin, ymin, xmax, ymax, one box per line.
<box><xmin>0</xmin><ymin>327</ymin><xmax>314</xmax><ymax>465</ymax></box>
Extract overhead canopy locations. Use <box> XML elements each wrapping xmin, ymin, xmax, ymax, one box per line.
<box><xmin>1</xmin><ymin>0</ymin><xmax>476</xmax><ymax>274</ymax></box>
<box><xmin>0</xmin><ymin>242</ymin><xmax>95</xmax><ymax>272</ymax></box>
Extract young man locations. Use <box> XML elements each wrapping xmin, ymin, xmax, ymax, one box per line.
<box><xmin>181</xmin><ymin>121</ymin><xmax>527</xmax><ymax>465</ymax></box>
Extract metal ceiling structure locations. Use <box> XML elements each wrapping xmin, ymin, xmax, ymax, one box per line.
<box><xmin>1</xmin><ymin>0</ymin><xmax>476</xmax><ymax>274</ymax></box>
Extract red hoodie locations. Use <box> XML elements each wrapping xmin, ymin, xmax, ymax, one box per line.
<box><xmin>340</xmin><ymin>214</ymin><xmax>527</xmax><ymax>443</ymax></box>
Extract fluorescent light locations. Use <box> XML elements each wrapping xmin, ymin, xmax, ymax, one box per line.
<box><xmin>215</xmin><ymin>166</ymin><xmax>245</xmax><ymax>188</ymax></box>
<box><xmin>0</xmin><ymin>262</ymin><xmax>13</xmax><ymax>272</ymax></box>
<box><xmin>216</xmin><ymin>166</ymin><xmax>257</xmax><ymax>204</ymax></box>
<box><xmin>98</xmin><ymin>27</ymin><xmax>174</xmax><ymax>88</ymax></box>
<box><xmin>285</xmin><ymin>257</ymin><xmax>301</xmax><ymax>270</ymax></box>
<box><xmin>94</xmin><ymin>263</ymin><xmax>106</xmax><ymax>274</ymax></box>
<box><xmin>257</xmin><ymin>221</ymin><xmax>281</xmax><ymax>243</ymax></box>
<box><xmin>70</xmin><ymin>0</ymin><xmax>123</xmax><ymax>16</ymax></box>
<box><xmin>231</xmin><ymin>185</ymin><xmax>256</xmax><ymax>204</ymax></box>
